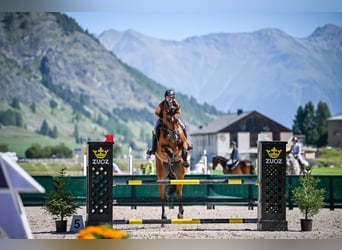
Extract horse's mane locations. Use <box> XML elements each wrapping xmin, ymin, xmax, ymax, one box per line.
<box><xmin>213</xmin><ymin>155</ymin><xmax>228</xmax><ymax>161</ymax></box>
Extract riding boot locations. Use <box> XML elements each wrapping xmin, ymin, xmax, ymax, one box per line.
<box><xmin>146</xmin><ymin>132</ymin><xmax>157</xmax><ymax>155</ymax></box>
<box><xmin>182</xmin><ymin>149</ymin><xmax>190</xmax><ymax>167</ymax></box>
<box><xmin>298</xmin><ymin>160</ymin><xmax>305</xmax><ymax>173</ymax></box>
<box><xmin>182</xmin><ymin>127</ymin><xmax>193</xmax><ymax>151</ymax></box>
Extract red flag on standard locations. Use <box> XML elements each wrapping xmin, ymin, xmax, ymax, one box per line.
<box><xmin>104</xmin><ymin>134</ymin><xmax>114</xmax><ymax>142</ymax></box>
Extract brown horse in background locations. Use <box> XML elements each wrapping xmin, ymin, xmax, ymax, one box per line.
<box><xmin>212</xmin><ymin>155</ymin><xmax>255</xmax><ymax>174</ymax></box>
<box><xmin>155</xmin><ymin>102</ymin><xmax>188</xmax><ymax>220</ymax></box>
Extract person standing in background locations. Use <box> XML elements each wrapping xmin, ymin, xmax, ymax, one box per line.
<box><xmin>140</xmin><ymin>164</ymin><xmax>145</xmax><ymax>174</ymax></box>
<box><xmin>145</xmin><ymin>155</ymin><xmax>155</xmax><ymax>175</ymax></box>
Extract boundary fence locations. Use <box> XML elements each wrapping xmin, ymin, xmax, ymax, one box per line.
<box><xmin>21</xmin><ymin>174</ymin><xmax>342</xmax><ymax>209</ymax></box>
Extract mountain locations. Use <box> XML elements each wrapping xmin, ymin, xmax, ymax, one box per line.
<box><xmin>98</xmin><ymin>25</ymin><xmax>342</xmax><ymax>127</ymax></box>
<box><xmin>0</xmin><ymin>12</ymin><xmax>220</xmax><ymax>156</ymax></box>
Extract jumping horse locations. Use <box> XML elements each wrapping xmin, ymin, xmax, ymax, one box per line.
<box><xmin>212</xmin><ymin>155</ymin><xmax>255</xmax><ymax>174</ymax></box>
<box><xmin>155</xmin><ymin>102</ymin><xmax>189</xmax><ymax>221</ymax></box>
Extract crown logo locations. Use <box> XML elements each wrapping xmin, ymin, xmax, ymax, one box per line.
<box><xmin>93</xmin><ymin>147</ymin><xmax>109</xmax><ymax>159</ymax></box>
<box><xmin>266</xmin><ymin>147</ymin><xmax>282</xmax><ymax>158</ymax></box>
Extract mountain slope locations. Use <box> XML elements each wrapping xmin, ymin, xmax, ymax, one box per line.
<box><xmin>0</xmin><ymin>12</ymin><xmax>220</xmax><ymax>156</ymax></box>
<box><xmin>99</xmin><ymin>25</ymin><xmax>342</xmax><ymax>127</ymax></box>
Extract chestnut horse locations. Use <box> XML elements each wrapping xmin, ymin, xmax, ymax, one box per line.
<box><xmin>212</xmin><ymin>155</ymin><xmax>255</xmax><ymax>174</ymax></box>
<box><xmin>155</xmin><ymin>102</ymin><xmax>189</xmax><ymax>220</ymax></box>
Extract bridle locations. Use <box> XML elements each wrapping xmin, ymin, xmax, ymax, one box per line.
<box><xmin>162</xmin><ymin>104</ymin><xmax>181</xmax><ymax>144</ymax></box>
<box><xmin>212</xmin><ymin>156</ymin><xmax>228</xmax><ymax>170</ymax></box>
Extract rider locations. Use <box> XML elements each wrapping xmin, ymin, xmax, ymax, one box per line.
<box><xmin>290</xmin><ymin>136</ymin><xmax>305</xmax><ymax>167</ymax></box>
<box><xmin>226</xmin><ymin>141</ymin><xmax>240</xmax><ymax>168</ymax></box>
<box><xmin>146</xmin><ymin>89</ymin><xmax>193</xmax><ymax>166</ymax></box>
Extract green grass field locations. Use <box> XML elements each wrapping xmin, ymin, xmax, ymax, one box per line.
<box><xmin>310</xmin><ymin>166</ymin><xmax>342</xmax><ymax>175</ymax></box>
<box><xmin>18</xmin><ymin>161</ymin><xmax>342</xmax><ymax>176</ymax></box>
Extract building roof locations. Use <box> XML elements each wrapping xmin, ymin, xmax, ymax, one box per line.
<box><xmin>328</xmin><ymin>114</ymin><xmax>342</xmax><ymax>121</ymax></box>
<box><xmin>191</xmin><ymin>110</ymin><xmax>290</xmax><ymax>135</ymax></box>
<box><xmin>192</xmin><ymin>111</ymin><xmax>252</xmax><ymax>135</ymax></box>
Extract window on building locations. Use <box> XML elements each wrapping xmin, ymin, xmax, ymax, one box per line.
<box><xmin>334</xmin><ymin>131</ymin><xmax>341</xmax><ymax>137</ymax></box>
<box><xmin>262</xmin><ymin>124</ymin><xmax>270</xmax><ymax>131</ymax></box>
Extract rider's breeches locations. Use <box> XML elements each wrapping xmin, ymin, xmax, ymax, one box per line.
<box><xmin>178</xmin><ymin>119</ymin><xmax>186</xmax><ymax>131</ymax></box>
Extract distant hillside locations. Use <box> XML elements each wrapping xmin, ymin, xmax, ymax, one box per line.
<box><xmin>0</xmin><ymin>12</ymin><xmax>221</xmax><ymax>157</ymax></box>
<box><xmin>99</xmin><ymin>25</ymin><xmax>342</xmax><ymax>127</ymax></box>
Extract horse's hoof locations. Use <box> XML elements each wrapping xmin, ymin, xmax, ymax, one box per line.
<box><xmin>177</xmin><ymin>213</ymin><xmax>184</xmax><ymax>219</ymax></box>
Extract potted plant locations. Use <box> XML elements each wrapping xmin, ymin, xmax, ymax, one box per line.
<box><xmin>291</xmin><ymin>173</ymin><xmax>325</xmax><ymax>231</ymax></box>
<box><xmin>44</xmin><ymin>166</ymin><xmax>80</xmax><ymax>232</ymax></box>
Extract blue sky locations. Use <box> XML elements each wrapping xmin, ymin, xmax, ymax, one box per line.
<box><xmin>66</xmin><ymin>12</ymin><xmax>342</xmax><ymax>40</ymax></box>
<box><xmin>64</xmin><ymin>0</ymin><xmax>342</xmax><ymax>40</ymax></box>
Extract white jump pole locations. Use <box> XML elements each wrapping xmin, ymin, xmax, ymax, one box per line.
<box><xmin>83</xmin><ymin>154</ymin><xmax>87</xmax><ymax>176</ymax></box>
<box><xmin>202</xmin><ymin>149</ymin><xmax>208</xmax><ymax>174</ymax></box>
<box><xmin>128</xmin><ymin>146</ymin><xmax>133</xmax><ymax>175</ymax></box>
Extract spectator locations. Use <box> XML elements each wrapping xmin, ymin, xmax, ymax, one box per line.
<box><xmin>145</xmin><ymin>156</ymin><xmax>155</xmax><ymax>175</ymax></box>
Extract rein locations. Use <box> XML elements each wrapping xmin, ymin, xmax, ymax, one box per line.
<box><xmin>212</xmin><ymin>156</ymin><xmax>228</xmax><ymax>169</ymax></box>
<box><xmin>162</xmin><ymin>106</ymin><xmax>181</xmax><ymax>144</ymax></box>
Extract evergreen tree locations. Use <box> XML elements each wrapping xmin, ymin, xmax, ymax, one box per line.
<box><xmin>292</xmin><ymin>105</ymin><xmax>305</xmax><ymax>134</ymax></box>
<box><xmin>73</xmin><ymin>123</ymin><xmax>80</xmax><ymax>143</ymax></box>
<box><xmin>0</xmin><ymin>109</ymin><xmax>23</xmax><ymax>127</ymax></box>
<box><xmin>50</xmin><ymin>99</ymin><xmax>58</xmax><ymax>114</ymax></box>
<box><xmin>50</xmin><ymin>125</ymin><xmax>58</xmax><ymax>138</ymax></box>
<box><xmin>315</xmin><ymin>101</ymin><xmax>331</xmax><ymax>147</ymax></box>
<box><xmin>25</xmin><ymin>143</ymin><xmax>43</xmax><ymax>158</ymax></box>
<box><xmin>292</xmin><ymin>101</ymin><xmax>331</xmax><ymax>147</ymax></box>
<box><xmin>302</xmin><ymin>102</ymin><xmax>319</xmax><ymax>145</ymax></box>
<box><xmin>39</xmin><ymin>120</ymin><xmax>50</xmax><ymax>136</ymax></box>
<box><xmin>11</xmin><ymin>97</ymin><xmax>20</xmax><ymax>110</ymax></box>
<box><xmin>15</xmin><ymin>112</ymin><xmax>23</xmax><ymax>127</ymax></box>
<box><xmin>30</xmin><ymin>102</ymin><xmax>36</xmax><ymax>113</ymax></box>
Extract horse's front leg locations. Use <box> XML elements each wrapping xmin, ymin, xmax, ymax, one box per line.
<box><xmin>158</xmin><ymin>184</ymin><xmax>167</xmax><ymax>220</ymax></box>
<box><xmin>176</xmin><ymin>184</ymin><xmax>184</xmax><ymax>219</ymax></box>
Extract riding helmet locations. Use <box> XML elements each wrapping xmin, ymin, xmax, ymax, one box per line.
<box><xmin>164</xmin><ymin>89</ymin><xmax>175</xmax><ymax>97</ymax></box>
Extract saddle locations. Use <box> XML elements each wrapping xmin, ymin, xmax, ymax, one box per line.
<box><xmin>226</xmin><ymin>160</ymin><xmax>239</xmax><ymax>170</ymax></box>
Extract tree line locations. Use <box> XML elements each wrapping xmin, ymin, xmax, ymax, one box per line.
<box><xmin>292</xmin><ymin>101</ymin><xmax>331</xmax><ymax>147</ymax></box>
<box><xmin>24</xmin><ymin>143</ymin><xmax>73</xmax><ymax>158</ymax></box>
<box><xmin>0</xmin><ymin>96</ymin><xmax>334</xmax><ymax>153</ymax></box>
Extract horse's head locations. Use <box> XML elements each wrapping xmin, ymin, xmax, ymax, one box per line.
<box><xmin>286</xmin><ymin>152</ymin><xmax>296</xmax><ymax>164</ymax></box>
<box><xmin>162</xmin><ymin>103</ymin><xmax>179</xmax><ymax>130</ymax></box>
<box><xmin>212</xmin><ymin>156</ymin><xmax>227</xmax><ymax>170</ymax></box>
<box><xmin>212</xmin><ymin>156</ymin><xmax>218</xmax><ymax>170</ymax></box>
